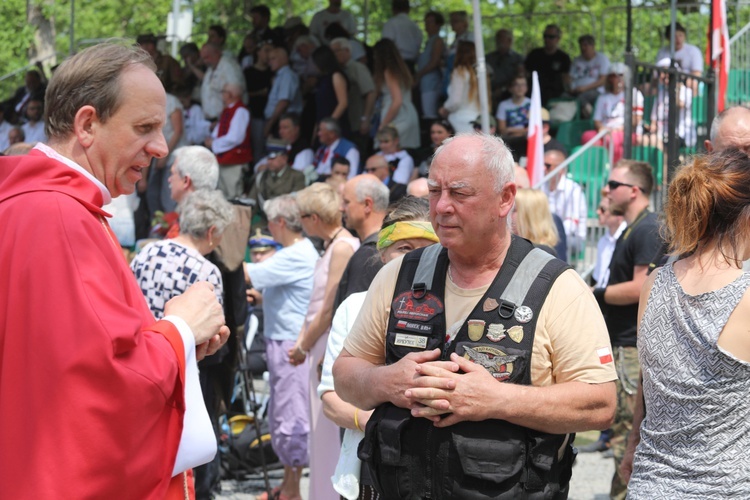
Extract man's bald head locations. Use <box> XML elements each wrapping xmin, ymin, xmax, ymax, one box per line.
<box><xmin>706</xmin><ymin>106</ymin><xmax>750</xmax><ymax>154</ymax></box>
<box><xmin>365</xmin><ymin>154</ymin><xmax>391</xmax><ymax>181</ymax></box>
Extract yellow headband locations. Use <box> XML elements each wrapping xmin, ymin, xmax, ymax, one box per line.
<box><xmin>377</xmin><ymin>220</ymin><xmax>439</xmax><ymax>250</ymax></box>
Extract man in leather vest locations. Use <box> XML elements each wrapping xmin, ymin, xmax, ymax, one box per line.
<box><xmin>333</xmin><ymin>133</ymin><xmax>617</xmax><ymax>499</ymax></box>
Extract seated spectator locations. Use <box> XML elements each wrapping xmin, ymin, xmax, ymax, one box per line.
<box><xmin>470</xmin><ymin>114</ymin><xmax>498</xmax><ymax>135</ymax></box>
<box><xmin>372</xmin><ymin>38</ymin><xmax>421</xmax><ymax>149</ymax></box>
<box><xmin>496</xmin><ymin>75</ymin><xmax>530</xmax><ymax>138</ymax></box>
<box><xmin>655</xmin><ymin>22</ymin><xmax>703</xmax><ymax>80</ymax></box>
<box><xmin>7</xmin><ymin>126</ymin><xmax>25</xmax><ymax>147</ymax></box>
<box><xmin>439</xmin><ymin>41</ymin><xmax>481</xmax><ymax>133</ymax></box>
<box><xmin>325</xmin><ymin>157</ymin><xmax>351</xmax><ymax>192</ymax></box>
<box><xmin>175</xmin><ymin>85</ymin><xmax>211</xmax><ymax>146</ymax></box>
<box><xmin>415</xmin><ymin>11</ymin><xmax>446</xmax><ymax>120</ymax></box>
<box><xmin>137</xmin><ymin>33</ymin><xmax>183</xmax><ymax>93</ymax></box>
<box><xmin>569</xmin><ymin>35</ymin><xmax>610</xmax><ymax>118</ymax></box>
<box><xmin>541</xmin><ymin>149</ymin><xmax>587</xmax><ymax>252</ymax></box>
<box><xmin>244</xmin><ymin>38</ymin><xmax>275</xmax><ymax>159</ymax></box>
<box><xmin>313</xmin><ymin>117</ymin><xmax>359</xmax><ymax>179</ymax></box>
<box><xmin>648</xmin><ymin>58</ymin><xmax>695</xmax><ymax>149</ymax></box>
<box><xmin>582</xmin><ymin>62</ymin><xmax>644</xmax><ymax>165</ymax></box>
<box><xmin>406</xmin><ymin>177</ymin><xmax>429</xmax><ymax>198</ymax></box>
<box><xmin>21</xmin><ymin>99</ymin><xmax>47</xmax><ymax>144</ymax></box>
<box><xmin>511</xmin><ymin>188</ymin><xmax>561</xmax><ymax>257</ymax></box>
<box><xmin>415</xmin><ymin>119</ymin><xmax>455</xmax><ymax>178</ymax></box>
<box><xmin>248</xmin><ymin>143</ymin><xmax>306</xmax><ymax>229</ymax></box>
<box><xmin>130</xmin><ymin>189</ymin><xmax>234</xmax><ymax>319</ymax></box>
<box><xmin>375</xmin><ymin>125</ymin><xmax>414</xmax><ymax>184</ymax></box>
<box><xmin>363</xmin><ymin>153</ymin><xmax>406</xmax><ymax>203</ymax></box>
<box><xmin>11</xmin><ymin>69</ymin><xmax>46</xmax><ymax>120</ymax></box>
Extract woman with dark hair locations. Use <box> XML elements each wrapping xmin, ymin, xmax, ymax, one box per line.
<box><xmin>372</xmin><ymin>38</ymin><xmax>420</xmax><ymax>149</ymax></box>
<box><xmin>414</xmin><ymin>119</ymin><xmax>455</xmax><ymax>178</ymax></box>
<box><xmin>244</xmin><ymin>39</ymin><xmax>274</xmax><ymax>159</ymax></box>
<box><xmin>312</xmin><ymin>44</ymin><xmax>350</xmax><ymax>138</ymax></box>
<box><xmin>439</xmin><ymin>40</ymin><xmax>480</xmax><ymax>133</ymax></box>
<box><xmin>623</xmin><ymin>149</ymin><xmax>750</xmax><ymax>498</ymax></box>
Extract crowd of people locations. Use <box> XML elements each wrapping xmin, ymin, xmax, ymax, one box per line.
<box><xmin>1</xmin><ymin>2</ymin><xmax>749</xmax><ymax>500</ymax></box>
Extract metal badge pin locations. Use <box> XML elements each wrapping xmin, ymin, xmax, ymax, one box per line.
<box><xmin>486</xmin><ymin>324</ymin><xmax>506</xmax><ymax>342</ymax></box>
<box><xmin>507</xmin><ymin>325</ymin><xmax>524</xmax><ymax>343</ymax></box>
<box><xmin>467</xmin><ymin>319</ymin><xmax>485</xmax><ymax>341</ymax></box>
<box><xmin>514</xmin><ymin>305</ymin><xmax>533</xmax><ymax>324</ymax></box>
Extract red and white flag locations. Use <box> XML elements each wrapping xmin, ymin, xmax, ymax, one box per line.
<box><xmin>597</xmin><ymin>347</ymin><xmax>613</xmax><ymax>365</ymax></box>
<box><xmin>709</xmin><ymin>0</ymin><xmax>731</xmax><ymax>111</ymax></box>
<box><xmin>526</xmin><ymin>71</ymin><xmax>545</xmax><ymax>187</ymax></box>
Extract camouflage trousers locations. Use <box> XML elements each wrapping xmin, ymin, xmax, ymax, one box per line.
<box><xmin>609</xmin><ymin>346</ymin><xmax>640</xmax><ymax>500</ymax></box>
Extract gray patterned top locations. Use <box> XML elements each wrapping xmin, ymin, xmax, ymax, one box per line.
<box><xmin>627</xmin><ymin>263</ymin><xmax>750</xmax><ymax>499</ymax></box>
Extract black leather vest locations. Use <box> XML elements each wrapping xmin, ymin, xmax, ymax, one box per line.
<box><xmin>359</xmin><ymin>237</ymin><xmax>575</xmax><ymax>499</ymax></box>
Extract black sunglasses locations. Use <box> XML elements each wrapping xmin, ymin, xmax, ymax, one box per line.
<box><xmin>607</xmin><ymin>180</ymin><xmax>639</xmax><ymax>191</ymax></box>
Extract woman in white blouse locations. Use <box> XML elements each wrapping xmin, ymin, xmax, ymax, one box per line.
<box><xmin>438</xmin><ymin>41</ymin><xmax>481</xmax><ymax>134</ymax></box>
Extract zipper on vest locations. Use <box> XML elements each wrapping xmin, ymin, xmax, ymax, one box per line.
<box><xmin>424</xmin><ymin>425</ymin><xmax>433</xmax><ymax>498</ymax></box>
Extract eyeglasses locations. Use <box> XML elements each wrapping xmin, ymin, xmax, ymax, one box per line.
<box><xmin>607</xmin><ymin>180</ymin><xmax>639</xmax><ymax>191</ymax></box>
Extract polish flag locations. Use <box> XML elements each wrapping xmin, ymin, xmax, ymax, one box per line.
<box><xmin>708</xmin><ymin>0</ymin><xmax>731</xmax><ymax>111</ymax></box>
<box><xmin>597</xmin><ymin>347</ymin><xmax>613</xmax><ymax>365</ymax></box>
<box><xmin>526</xmin><ymin>71</ymin><xmax>545</xmax><ymax>187</ymax></box>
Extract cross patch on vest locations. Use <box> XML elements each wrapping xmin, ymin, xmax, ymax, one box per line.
<box><xmin>392</xmin><ymin>291</ymin><xmax>444</xmax><ymax>322</ymax></box>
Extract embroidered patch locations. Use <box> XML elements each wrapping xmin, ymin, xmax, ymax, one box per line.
<box><xmin>463</xmin><ymin>345</ymin><xmax>519</xmax><ymax>381</ymax></box>
<box><xmin>392</xmin><ymin>291</ymin><xmax>444</xmax><ymax>321</ymax></box>
<box><xmin>395</xmin><ymin>319</ymin><xmax>434</xmax><ymax>334</ymax></box>
<box><xmin>394</xmin><ymin>333</ymin><xmax>428</xmax><ymax>349</ymax></box>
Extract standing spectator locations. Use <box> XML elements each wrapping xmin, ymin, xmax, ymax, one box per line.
<box><xmin>415</xmin><ymin>11</ymin><xmax>446</xmax><ymax>120</ymax></box>
<box><xmin>648</xmin><ymin>58</ymin><xmax>695</xmax><ymax>148</ymax></box>
<box><xmin>623</xmin><ymin>150</ymin><xmax>750</xmax><ymax>498</ymax></box>
<box><xmin>525</xmin><ymin>24</ymin><xmax>572</xmax><ymax>106</ymax></box>
<box><xmin>207</xmin><ymin>24</ymin><xmax>233</xmax><ymax>59</ymax></box>
<box><xmin>486</xmin><ymin>29</ymin><xmax>525</xmax><ymax>107</ymax></box>
<box><xmin>20</xmin><ymin>98</ymin><xmax>47</xmax><ymax>144</ymax></box>
<box><xmin>570</xmin><ymin>35</ymin><xmax>610</xmax><ymax>118</ymax></box>
<box><xmin>594</xmin><ymin>160</ymin><xmax>663</xmax><ymax>500</ymax></box>
<box><xmin>245</xmin><ymin>194</ymin><xmax>320</xmax><ymax>500</ymax></box>
<box><xmin>205</xmin><ymin>83</ymin><xmax>252</xmax><ymax>199</ymax></box>
<box><xmin>375</xmin><ymin>125</ymin><xmax>414</xmax><ymax>184</ymax></box>
<box><xmin>335</xmin><ymin>174</ymin><xmax>390</xmax><ymax>310</ymax></box>
<box><xmin>324</xmin><ymin>22</ymin><xmax>366</xmax><ymax>63</ymax></box>
<box><xmin>244</xmin><ymin>39</ymin><xmax>274</xmax><ymax>160</ymax></box>
<box><xmin>331</xmin><ymin>37</ymin><xmax>377</xmax><ymax>154</ymax></box>
<box><xmin>592</xmin><ymin>196</ymin><xmax>626</xmax><ymax>288</ymax></box>
<box><xmin>381</xmin><ymin>0</ymin><xmax>423</xmax><ymax>70</ymax></box>
<box><xmin>137</xmin><ymin>33</ymin><xmax>184</xmax><ymax>93</ymax></box>
<box><xmin>146</xmin><ymin>91</ymin><xmax>185</xmax><ymax>218</ymax></box>
<box><xmin>11</xmin><ymin>69</ymin><xmax>45</xmax><ymax>119</ymax></box>
<box><xmin>541</xmin><ymin>149</ymin><xmax>587</xmax><ymax>252</ymax></box>
<box><xmin>238</xmin><ymin>33</ymin><xmax>257</xmax><ymax>70</ymax></box>
<box><xmin>415</xmin><ymin>119</ymin><xmax>455</xmax><ymax>178</ymax></box>
<box><xmin>439</xmin><ymin>41</ymin><xmax>481</xmax><ymax>133</ymax></box>
<box><xmin>310</xmin><ymin>0</ymin><xmax>357</xmax><ymax>46</ymax></box>
<box><xmin>447</xmin><ymin>10</ymin><xmax>471</xmax><ymax>57</ymax></box>
<box><xmin>249</xmin><ymin>5</ymin><xmax>272</xmax><ymax>43</ymax></box>
<box><xmin>200</xmin><ymin>42</ymin><xmax>245</xmax><ymax>122</ymax></box>
<box><xmin>289</xmin><ymin>183</ymin><xmax>359</xmax><ymax>500</ymax></box>
<box><xmin>512</xmin><ymin>188</ymin><xmax>561</xmax><ymax>257</ymax></box>
<box><xmin>313</xmin><ymin>117</ymin><xmax>360</xmax><ymax>179</ymax></box>
<box><xmin>373</xmin><ymin>38</ymin><xmax>421</xmax><ymax>149</ymax></box>
<box><xmin>496</xmin><ymin>75</ymin><xmax>531</xmax><ymax>138</ymax></box>
<box><xmin>655</xmin><ymin>22</ymin><xmax>703</xmax><ymax>78</ymax></box>
<box><xmin>582</xmin><ymin>62</ymin><xmax>645</xmax><ymax>165</ymax></box>
<box><xmin>312</xmin><ymin>45</ymin><xmax>350</xmax><ymax>137</ymax></box>
<box><xmin>264</xmin><ymin>47</ymin><xmax>304</xmax><ymax>138</ymax></box>
<box><xmin>179</xmin><ymin>42</ymin><xmax>205</xmax><ymax>100</ymax></box>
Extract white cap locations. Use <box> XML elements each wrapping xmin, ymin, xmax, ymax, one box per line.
<box><xmin>608</xmin><ymin>62</ymin><xmax>627</xmax><ymax>75</ymax></box>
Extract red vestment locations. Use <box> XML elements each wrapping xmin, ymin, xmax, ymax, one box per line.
<box><xmin>0</xmin><ymin>150</ymin><xmax>188</xmax><ymax>499</ymax></box>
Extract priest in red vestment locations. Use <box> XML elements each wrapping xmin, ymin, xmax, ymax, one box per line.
<box><xmin>0</xmin><ymin>42</ymin><xmax>229</xmax><ymax>499</ymax></box>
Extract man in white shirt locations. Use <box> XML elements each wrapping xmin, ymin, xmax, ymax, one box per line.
<box><xmin>21</xmin><ymin>99</ymin><xmax>48</xmax><ymax>144</ymax></box>
<box><xmin>654</xmin><ymin>22</ymin><xmax>703</xmax><ymax>78</ymax></box>
<box><xmin>593</xmin><ymin>197</ymin><xmax>626</xmax><ymax>287</ymax></box>
<box><xmin>570</xmin><ymin>35</ymin><xmax>610</xmax><ymax>118</ymax></box>
<box><xmin>541</xmin><ymin>149</ymin><xmax>588</xmax><ymax>253</ymax></box>
<box><xmin>199</xmin><ymin>43</ymin><xmax>245</xmax><ymax>122</ymax></box>
<box><xmin>309</xmin><ymin>0</ymin><xmax>357</xmax><ymax>45</ymax></box>
<box><xmin>382</xmin><ymin>0</ymin><xmax>423</xmax><ymax>68</ymax></box>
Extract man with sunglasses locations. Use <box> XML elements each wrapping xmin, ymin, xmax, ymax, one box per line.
<box><xmin>594</xmin><ymin>160</ymin><xmax>663</xmax><ymax>500</ymax></box>
<box><xmin>524</xmin><ymin>24</ymin><xmax>571</xmax><ymax>106</ymax></box>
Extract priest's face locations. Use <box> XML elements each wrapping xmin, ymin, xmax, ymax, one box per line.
<box><xmin>86</xmin><ymin>64</ymin><xmax>168</xmax><ymax>197</ymax></box>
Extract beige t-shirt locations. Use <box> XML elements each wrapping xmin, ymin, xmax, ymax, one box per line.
<box><xmin>344</xmin><ymin>255</ymin><xmax>618</xmax><ymax>386</ymax></box>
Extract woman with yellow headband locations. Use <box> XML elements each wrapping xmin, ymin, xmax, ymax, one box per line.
<box><xmin>317</xmin><ymin>196</ymin><xmax>439</xmax><ymax>500</ymax></box>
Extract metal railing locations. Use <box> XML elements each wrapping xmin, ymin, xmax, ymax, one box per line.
<box><xmin>533</xmin><ymin>128</ymin><xmax>614</xmax><ymax>279</ymax></box>
<box><xmin>727</xmin><ymin>19</ymin><xmax>750</xmax><ymax>106</ymax></box>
